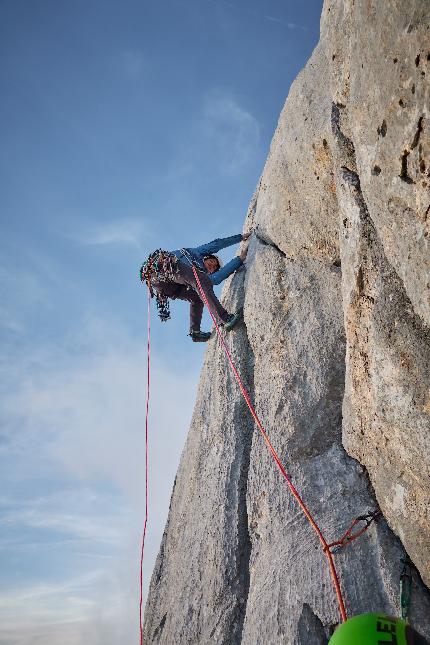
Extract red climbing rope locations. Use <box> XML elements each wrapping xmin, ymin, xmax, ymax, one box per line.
<box><xmin>191</xmin><ymin>265</ymin><xmax>348</xmax><ymax>623</ymax></box>
<box><xmin>138</xmin><ymin>260</ymin><xmax>380</xmax><ymax>633</ymax></box>
<box><xmin>139</xmin><ymin>286</ymin><xmax>151</xmax><ymax>645</ymax></box>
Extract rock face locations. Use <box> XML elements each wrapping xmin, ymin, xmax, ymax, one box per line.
<box><xmin>143</xmin><ymin>1</ymin><xmax>430</xmax><ymax>643</ymax></box>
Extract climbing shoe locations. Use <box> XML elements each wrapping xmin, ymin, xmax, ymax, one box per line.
<box><xmin>189</xmin><ymin>330</ymin><xmax>211</xmax><ymax>342</ymax></box>
<box><xmin>224</xmin><ymin>309</ymin><xmax>243</xmax><ymax>332</ymax></box>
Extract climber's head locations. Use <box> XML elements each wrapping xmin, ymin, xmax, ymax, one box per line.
<box><xmin>328</xmin><ymin>613</ymin><xmax>429</xmax><ymax>645</ymax></box>
<box><xmin>203</xmin><ymin>254</ymin><xmax>221</xmax><ymax>274</ymax></box>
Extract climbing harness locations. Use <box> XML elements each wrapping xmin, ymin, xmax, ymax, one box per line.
<box><xmin>140</xmin><ymin>250</ymin><xmax>179</xmax><ymax>321</ymax></box>
<box><xmin>139</xmin><ymin>287</ymin><xmax>151</xmax><ymax>645</ymax></box>
<box><xmin>179</xmin><ymin>247</ymin><xmax>197</xmax><ymax>268</ymax></box>
<box><xmin>400</xmin><ymin>556</ymin><xmax>414</xmax><ymax>621</ymax></box>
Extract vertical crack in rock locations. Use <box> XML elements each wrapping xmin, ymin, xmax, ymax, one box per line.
<box><xmin>142</xmin><ymin>272</ymin><xmax>257</xmax><ymax>644</ymax></box>
<box><xmin>341</xmin><ymin>167</ymin><xmax>373</xmax><ymax>230</ymax></box>
<box><xmin>400</xmin><ymin>149</ymin><xmax>415</xmax><ymax>184</ymax></box>
<box><xmin>229</xmin><ymin>462</ymin><xmax>252</xmax><ymax>644</ymax></box>
<box><xmin>332</xmin><ymin>101</ymin><xmax>430</xmax><ymax>619</ymax></box>
<box><xmin>331</xmin><ymin>103</ymin><xmax>356</xmax><ymax>167</ymax></box>
<box><xmin>399</xmin><ymin>116</ymin><xmax>424</xmax><ymax>184</ymax></box>
<box><xmin>377</xmin><ymin>120</ymin><xmax>387</xmax><ymax>137</ymax></box>
<box><xmin>229</xmin><ymin>321</ymin><xmax>254</xmax><ymax>644</ymax></box>
<box><xmin>296</xmin><ymin>604</ymin><xmax>329</xmax><ymax>645</ymax></box>
<box><xmin>410</xmin><ymin>115</ymin><xmax>424</xmax><ymax>150</ymax></box>
<box><xmin>153</xmin><ymin>614</ymin><xmax>167</xmax><ymax>641</ymax></box>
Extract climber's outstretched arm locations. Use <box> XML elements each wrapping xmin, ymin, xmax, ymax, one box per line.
<box><xmin>208</xmin><ymin>237</ymin><xmax>250</xmax><ymax>285</ymax></box>
<box><xmin>209</xmin><ymin>257</ymin><xmax>243</xmax><ymax>285</ymax></box>
<box><xmin>193</xmin><ymin>234</ymin><xmax>243</xmax><ymax>256</ymax></box>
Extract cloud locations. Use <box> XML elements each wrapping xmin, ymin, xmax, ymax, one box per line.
<box><xmin>74</xmin><ymin>217</ymin><xmax>150</xmax><ymax>249</ymax></box>
<box><xmin>119</xmin><ymin>50</ymin><xmax>148</xmax><ymax>80</ymax></box>
<box><xmin>1</xmin><ymin>489</ymin><xmax>130</xmax><ymax>544</ymax></box>
<box><xmin>205</xmin><ymin>0</ymin><xmax>307</xmax><ymax>31</ymax></box>
<box><xmin>201</xmin><ymin>93</ymin><xmax>261</xmax><ymax>175</ymax></box>
<box><xmin>264</xmin><ymin>15</ymin><xmax>306</xmax><ymax>30</ymax></box>
<box><xmin>0</xmin><ymin>571</ymin><xmax>102</xmax><ymax>616</ymax></box>
<box><xmin>0</xmin><ymin>317</ymin><xmax>199</xmax><ymax>644</ymax></box>
<box><xmin>0</xmin><ymin>568</ymin><xmax>138</xmax><ymax>645</ymax></box>
<box><xmin>156</xmin><ymin>92</ymin><xmax>261</xmax><ymax>199</ymax></box>
<box><xmin>0</xmin><ymin>305</ymin><xmax>24</xmax><ymax>334</ymax></box>
<box><xmin>0</xmin><ymin>253</ymin><xmax>66</xmax><ymax>339</ymax></box>
<box><xmin>2</xmin><ymin>316</ymin><xmax>198</xmax><ymax>503</ymax></box>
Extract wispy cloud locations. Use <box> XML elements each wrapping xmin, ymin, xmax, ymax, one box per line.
<box><xmin>264</xmin><ymin>15</ymin><xmax>306</xmax><ymax>30</ymax></box>
<box><xmin>0</xmin><ymin>571</ymin><xmax>109</xmax><ymax>644</ymax></box>
<box><xmin>0</xmin><ymin>571</ymin><xmax>102</xmax><ymax>613</ymax></box>
<box><xmin>201</xmin><ymin>93</ymin><xmax>261</xmax><ymax>175</ymax></box>
<box><xmin>119</xmin><ymin>50</ymin><xmax>148</xmax><ymax>80</ymax></box>
<box><xmin>0</xmin><ymin>305</ymin><xmax>24</xmax><ymax>334</ymax></box>
<box><xmin>205</xmin><ymin>0</ymin><xmax>308</xmax><ymax>31</ymax></box>
<box><xmin>1</xmin><ymin>490</ymin><xmax>130</xmax><ymax>544</ymax></box>
<box><xmin>2</xmin><ymin>317</ymin><xmax>197</xmax><ymax>499</ymax></box>
<box><xmin>73</xmin><ymin>217</ymin><xmax>150</xmax><ymax>249</ymax></box>
<box><xmin>0</xmin><ymin>255</ymin><xmax>63</xmax><ymax>338</ymax></box>
<box><xmin>0</xmin><ymin>317</ymin><xmax>199</xmax><ymax>644</ymax></box>
<box><xmin>159</xmin><ymin>91</ymin><xmax>261</xmax><ymax>192</ymax></box>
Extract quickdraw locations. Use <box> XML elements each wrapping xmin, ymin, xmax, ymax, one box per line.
<box><xmin>326</xmin><ymin>510</ymin><xmax>381</xmax><ymax>553</ymax></box>
<box><xmin>140</xmin><ymin>250</ymin><xmax>179</xmax><ymax>322</ymax></box>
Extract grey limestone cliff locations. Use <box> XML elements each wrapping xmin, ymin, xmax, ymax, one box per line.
<box><xmin>143</xmin><ymin>1</ymin><xmax>430</xmax><ymax>642</ymax></box>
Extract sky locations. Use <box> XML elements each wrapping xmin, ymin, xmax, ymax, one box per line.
<box><xmin>0</xmin><ymin>1</ymin><xmax>322</xmax><ymax>643</ymax></box>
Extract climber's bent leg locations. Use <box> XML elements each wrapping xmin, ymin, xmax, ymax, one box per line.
<box><xmin>174</xmin><ymin>261</ymin><xmax>230</xmax><ymax>325</ymax></box>
<box><xmin>171</xmin><ymin>285</ymin><xmax>204</xmax><ymax>332</ymax></box>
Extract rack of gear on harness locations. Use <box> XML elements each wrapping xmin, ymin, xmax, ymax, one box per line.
<box><xmin>140</xmin><ymin>249</ymin><xmax>179</xmax><ymax>322</ymax></box>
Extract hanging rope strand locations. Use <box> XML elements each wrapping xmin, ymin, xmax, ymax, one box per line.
<box><xmin>139</xmin><ymin>286</ymin><xmax>151</xmax><ymax>645</ymax></box>
<box><xmin>190</xmin><ymin>265</ymin><xmax>348</xmax><ymax>623</ymax></box>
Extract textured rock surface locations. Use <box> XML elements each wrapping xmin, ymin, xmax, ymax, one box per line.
<box><xmin>143</xmin><ymin>277</ymin><xmax>254</xmax><ymax>644</ymax></box>
<box><xmin>324</xmin><ymin>0</ymin><xmax>430</xmax><ymax>588</ymax></box>
<box><xmin>143</xmin><ymin>1</ymin><xmax>430</xmax><ymax>642</ymax></box>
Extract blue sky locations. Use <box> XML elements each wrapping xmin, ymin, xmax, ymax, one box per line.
<box><xmin>0</xmin><ymin>1</ymin><xmax>322</xmax><ymax>642</ymax></box>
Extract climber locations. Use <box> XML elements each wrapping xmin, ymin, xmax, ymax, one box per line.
<box><xmin>140</xmin><ymin>232</ymin><xmax>251</xmax><ymax>342</ymax></box>
<box><xmin>328</xmin><ymin>613</ymin><xmax>429</xmax><ymax>645</ymax></box>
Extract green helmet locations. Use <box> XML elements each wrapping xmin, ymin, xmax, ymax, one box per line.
<box><xmin>329</xmin><ymin>613</ymin><xmax>429</xmax><ymax>644</ymax></box>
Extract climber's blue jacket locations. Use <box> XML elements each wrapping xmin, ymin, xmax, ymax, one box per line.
<box><xmin>172</xmin><ymin>234</ymin><xmax>243</xmax><ymax>285</ymax></box>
